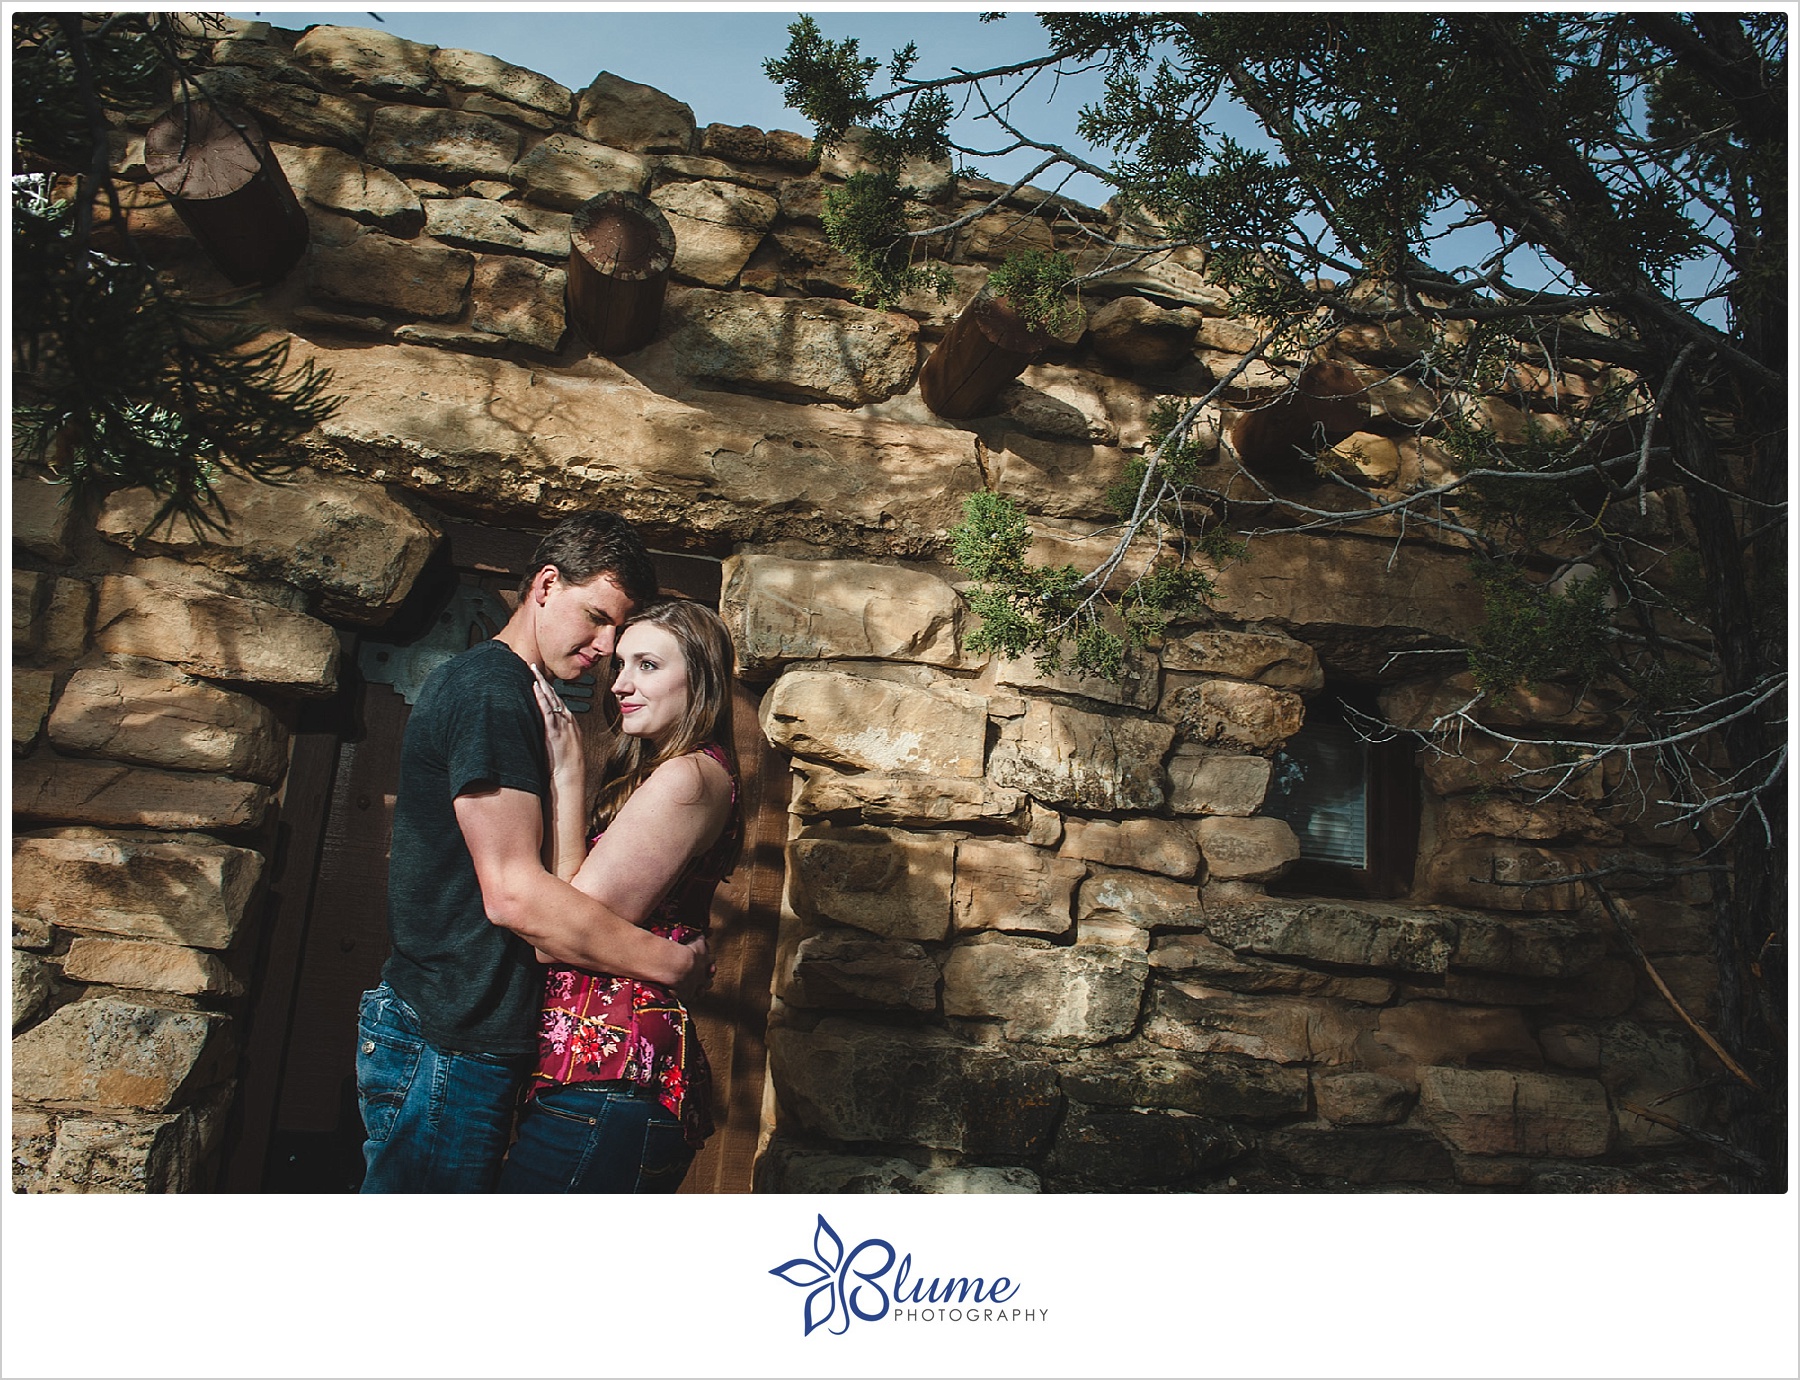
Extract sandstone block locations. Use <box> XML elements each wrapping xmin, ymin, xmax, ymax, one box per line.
<box><xmin>309</xmin><ymin>230</ymin><xmax>473</xmax><ymax>320</ymax></box>
<box><xmin>12</xmin><ymin>1112</ymin><xmax>55</xmax><ymax>1193</ymax></box>
<box><xmin>13</xmin><ymin>569</ymin><xmax>47</xmax><ymax>653</ymax></box>
<box><xmin>761</xmin><ymin>670</ymin><xmax>985</xmax><ymax>778</ymax></box>
<box><xmin>1196</xmin><ymin>817</ymin><xmax>1301</xmax><ymax>883</ymax></box>
<box><xmin>1418</xmin><ymin>1067</ymin><xmax>1613</xmax><ymax>1157</ymax></box>
<box><xmin>1059</xmin><ymin>817</ymin><xmax>1198</xmax><ymax>879</ymax></box>
<box><xmin>293</xmin><ymin>24</ymin><xmax>441</xmax><ymax>101</ymax></box>
<box><xmin>820</xmin><ymin>129</ymin><xmax>953</xmax><ymax>201</ymax></box>
<box><xmin>12</xmin><ymin>830</ymin><xmax>263</xmax><ymax>949</ymax></box>
<box><xmin>791</xmin><ymin>765</ymin><xmax>1027</xmax><ymax>829</ymax></box>
<box><xmin>952</xmin><ymin>839</ymin><xmax>1084</xmax><ymax>937</ymax></box>
<box><xmin>756</xmin><ymin>1144</ymin><xmax>1039</xmax><ymax>1194</ymax></box>
<box><xmin>651</xmin><ymin>179</ymin><xmax>778</xmax><ymax>287</ymax></box>
<box><xmin>13</xmin><ymin>468</ymin><xmax>76</xmax><ymax>563</ymax></box>
<box><xmin>768</xmin><ymin>1019</ymin><xmax>1060</xmax><ymax>1155</ymax></box>
<box><xmin>1166</xmin><ymin>746</ymin><xmax>1272</xmax><ymax>816</ymax></box>
<box><xmin>1086</xmin><ymin>296</ymin><xmax>1202</xmax><ymax>370</ymax></box>
<box><xmin>1160</xmin><ymin>628</ymin><xmax>1323</xmax><ymax>691</ymax></box>
<box><xmin>424</xmin><ymin>197</ymin><xmax>571</xmax><ymax>260</ymax></box>
<box><xmin>984</xmin><ymin>431</ymin><xmax>1129</xmax><ymax>523</ymax></box>
<box><xmin>1201</xmin><ymin>897</ymin><xmax>1456</xmax><ymax>972</ymax></box>
<box><xmin>13</xmin><ymin>668</ymin><xmax>55</xmax><ymax>756</ymax></box>
<box><xmin>1382</xmin><ymin>671</ymin><xmax>1614</xmax><ymax>733</ymax></box>
<box><xmin>1597</xmin><ymin>1020</ymin><xmax>1706</xmax><ymax>1150</ymax></box>
<box><xmin>1206</xmin><ymin>532</ymin><xmax>1486</xmax><ymax>670</ymax></box>
<box><xmin>1371</xmin><ymin>1001</ymin><xmax>1540</xmax><ymax>1070</ymax></box>
<box><xmin>988</xmin><ymin>647</ymin><xmax>1160</xmax><ymax>711</ymax></box>
<box><xmin>1144</xmin><ymin>980</ymin><xmax>1371</xmax><ymax>1064</ymax></box>
<box><xmin>578</xmin><ymin>71</ymin><xmax>696</xmax><ymax>153</ymax></box>
<box><xmin>1043</xmin><ymin>1103</ymin><xmax>1249</xmax><ymax>1188</ymax></box>
<box><xmin>721</xmin><ymin>554</ymin><xmax>964</xmax><ymax>673</ymax></box>
<box><xmin>663</xmin><ymin>288</ymin><xmax>919</xmax><ymax>406</ymax></box>
<box><xmin>62</xmin><ymin>937</ymin><xmax>243</xmax><ymax>998</ymax></box>
<box><xmin>1314</xmin><ymin>1070</ymin><xmax>1415</xmax><ymax>1126</ymax></box>
<box><xmin>13</xmin><ymin>758</ymin><xmax>271</xmax><ymax>832</ymax></box>
<box><xmin>1148</xmin><ymin>931</ymin><xmax>1394</xmax><ymax>1002</ymax></box>
<box><xmin>1440</xmin><ymin>795</ymin><xmax>1614</xmax><ymax>844</ymax></box>
<box><xmin>942</xmin><ymin>941</ymin><xmax>1148</xmax><ymax>1045</ymax></box>
<box><xmin>1160</xmin><ymin>677</ymin><xmax>1305</xmax><ymax>751</ymax></box>
<box><xmin>365</xmin><ymin>105</ymin><xmax>521</xmax><ymax>180</ymax></box>
<box><xmin>1537</xmin><ymin>1023</ymin><xmax>1602</xmax><ymax>1070</ymax></box>
<box><xmin>1424</xmin><ymin>841</ymin><xmax>1584</xmax><ymax>912</ymax></box>
<box><xmin>34</xmin><ymin>576</ymin><xmax>94</xmax><ymax>663</ymax></box>
<box><xmin>279</xmin><ymin>338</ymin><xmax>982</xmax><ymax>557</ymax></box>
<box><xmin>510</xmin><ymin>132</ymin><xmax>651</xmax><ymax>209</ymax></box>
<box><xmin>99</xmin><ymin>474</ymin><xmax>437</xmax><ymax>627</ymax></box>
<box><xmin>34</xmin><ymin>1092</ymin><xmax>229</xmax><ymax>1193</ymax></box>
<box><xmin>1263</xmin><ymin>1125</ymin><xmax>1455</xmax><ymax>1185</ymax></box>
<box><xmin>93</xmin><ymin>575</ymin><xmax>339</xmax><ymax>693</ymax></box>
<box><xmin>781</xmin><ymin>930</ymin><xmax>939</xmax><ymax>1012</ymax></box>
<box><xmin>272</xmin><ymin>143</ymin><xmax>423</xmax><ymax>235</ymax></box>
<box><xmin>13</xmin><ymin>951</ymin><xmax>54</xmax><ymax>1030</ymax></box>
<box><xmin>48</xmin><ymin>658</ymin><xmax>287</xmax><ymax>783</ymax></box>
<box><xmin>700</xmin><ymin>123</ymin><xmax>816</xmax><ymax>170</ymax></box>
<box><xmin>1451</xmin><ymin>913</ymin><xmax>1606</xmax><ymax>978</ymax></box>
<box><xmin>787</xmin><ymin>828</ymin><xmax>953</xmax><ymax>941</ymax></box>
<box><xmin>12</xmin><ymin>998</ymin><xmax>232</xmax><ymax>1112</ymax></box>
<box><xmin>432</xmin><ymin>48</ymin><xmax>572</xmax><ymax>119</ymax></box>
<box><xmin>1606</xmin><ymin>896</ymin><xmax>1711</xmax><ymax>955</ymax></box>
<box><xmin>1062</xmin><ymin>1047</ymin><xmax>1307</xmax><ymax>1121</ymax></box>
<box><xmin>1078</xmin><ymin>868</ymin><xmax>1201</xmax><ymax>931</ymax></box>
<box><xmin>193</xmin><ymin>66</ymin><xmax>374</xmax><ymax>151</ymax></box>
<box><xmin>989</xmin><ymin>699</ymin><xmax>1174</xmax><ymax>812</ymax></box>
<box><xmin>1322</xmin><ymin>431</ymin><xmax>1401</xmax><ymax>486</ymax></box>
<box><xmin>471</xmin><ymin>255</ymin><xmax>567</xmax><ymax>352</ymax></box>
<box><xmin>1420</xmin><ymin>736</ymin><xmax>1604</xmax><ymax>801</ymax></box>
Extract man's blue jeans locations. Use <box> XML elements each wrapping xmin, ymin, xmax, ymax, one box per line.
<box><xmin>355</xmin><ymin>982</ymin><xmax>531</xmax><ymax>1193</ymax></box>
<box><xmin>497</xmin><ymin>1081</ymin><xmax>694</xmax><ymax>1193</ymax></box>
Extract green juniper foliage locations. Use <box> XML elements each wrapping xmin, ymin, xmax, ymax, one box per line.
<box><xmin>12</xmin><ymin>12</ymin><xmax>338</xmax><ymax>531</ymax></box>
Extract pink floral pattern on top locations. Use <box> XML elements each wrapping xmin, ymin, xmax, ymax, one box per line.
<box><xmin>528</xmin><ymin>745</ymin><xmax>738</xmax><ymax>1147</ymax></box>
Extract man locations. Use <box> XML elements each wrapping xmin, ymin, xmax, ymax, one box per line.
<box><xmin>355</xmin><ymin>511</ymin><xmax>708</xmax><ymax>1192</ymax></box>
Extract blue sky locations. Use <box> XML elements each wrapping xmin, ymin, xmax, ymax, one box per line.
<box><xmin>226</xmin><ymin>6</ymin><xmax>1131</xmax><ymax>205</ymax></box>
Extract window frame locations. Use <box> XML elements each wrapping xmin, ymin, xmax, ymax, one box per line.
<box><xmin>1266</xmin><ymin>686</ymin><xmax>1421</xmax><ymax>901</ymax></box>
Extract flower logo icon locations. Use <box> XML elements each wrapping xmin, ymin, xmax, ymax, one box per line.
<box><xmin>768</xmin><ymin>1214</ymin><xmax>896</xmax><ymax>1336</ymax></box>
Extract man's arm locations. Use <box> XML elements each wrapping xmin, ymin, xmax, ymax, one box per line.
<box><xmin>453</xmin><ymin>785</ymin><xmax>702</xmax><ymax>988</ymax></box>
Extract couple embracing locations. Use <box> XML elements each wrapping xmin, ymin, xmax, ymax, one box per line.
<box><xmin>356</xmin><ymin>512</ymin><xmax>741</xmax><ymax>1194</ymax></box>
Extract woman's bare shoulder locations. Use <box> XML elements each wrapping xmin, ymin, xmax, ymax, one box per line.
<box><xmin>641</xmin><ymin>748</ymin><xmax>732</xmax><ymax>807</ymax></box>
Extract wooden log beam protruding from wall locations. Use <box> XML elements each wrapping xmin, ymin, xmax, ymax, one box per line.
<box><xmin>145</xmin><ymin>102</ymin><xmax>308</xmax><ymax>288</ymax></box>
<box><xmin>567</xmin><ymin>192</ymin><xmax>676</xmax><ymax>357</ymax></box>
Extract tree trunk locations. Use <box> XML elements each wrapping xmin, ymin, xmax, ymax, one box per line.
<box><xmin>566</xmin><ymin>192</ymin><xmax>676</xmax><ymax>357</ymax></box>
<box><xmin>919</xmin><ymin>293</ymin><xmax>1059</xmax><ymax>419</ymax></box>
<box><xmin>145</xmin><ymin>102</ymin><xmax>308</xmax><ymax>288</ymax></box>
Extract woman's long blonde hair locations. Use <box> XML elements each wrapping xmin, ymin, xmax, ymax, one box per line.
<box><xmin>590</xmin><ymin>597</ymin><xmax>741</xmax><ymax>872</ymax></box>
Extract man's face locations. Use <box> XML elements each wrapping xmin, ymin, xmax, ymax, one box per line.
<box><xmin>533</xmin><ymin>567</ymin><xmax>634</xmax><ymax>683</ymax></box>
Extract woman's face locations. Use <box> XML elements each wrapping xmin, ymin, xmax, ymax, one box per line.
<box><xmin>611</xmin><ymin>621</ymin><xmax>689</xmax><ymax>743</ymax></box>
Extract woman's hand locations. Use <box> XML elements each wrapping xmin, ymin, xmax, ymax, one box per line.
<box><xmin>530</xmin><ymin>663</ymin><xmax>582</xmax><ymax>781</ymax></box>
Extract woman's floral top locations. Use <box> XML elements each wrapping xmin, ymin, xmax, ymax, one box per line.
<box><xmin>529</xmin><ymin>745</ymin><xmax>738</xmax><ymax>1147</ymax></box>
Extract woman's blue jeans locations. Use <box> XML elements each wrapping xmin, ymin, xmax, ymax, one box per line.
<box><xmin>355</xmin><ymin>982</ymin><xmax>531</xmax><ymax>1193</ymax></box>
<box><xmin>497</xmin><ymin>1081</ymin><xmax>694</xmax><ymax>1194</ymax></box>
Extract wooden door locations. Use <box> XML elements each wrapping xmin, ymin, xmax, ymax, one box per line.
<box><xmin>218</xmin><ymin>526</ymin><xmax>781</xmax><ymax>1192</ymax></box>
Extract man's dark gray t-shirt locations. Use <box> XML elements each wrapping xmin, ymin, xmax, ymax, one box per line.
<box><xmin>382</xmin><ymin>638</ymin><xmax>548</xmax><ymax>1055</ymax></box>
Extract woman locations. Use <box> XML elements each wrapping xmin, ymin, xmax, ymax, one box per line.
<box><xmin>497</xmin><ymin>597</ymin><xmax>741</xmax><ymax>1193</ymax></box>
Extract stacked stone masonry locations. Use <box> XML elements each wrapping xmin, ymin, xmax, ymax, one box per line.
<box><xmin>12</xmin><ymin>17</ymin><xmax>1725</xmax><ymax>1192</ymax></box>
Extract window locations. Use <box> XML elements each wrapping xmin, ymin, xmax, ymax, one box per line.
<box><xmin>1264</xmin><ymin>687</ymin><xmax>1420</xmax><ymax>899</ymax></box>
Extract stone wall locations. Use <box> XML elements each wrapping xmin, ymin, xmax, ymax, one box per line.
<box><xmin>11</xmin><ymin>17</ymin><xmax>1726</xmax><ymax>1191</ymax></box>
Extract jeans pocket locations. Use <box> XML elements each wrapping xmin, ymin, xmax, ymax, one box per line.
<box><xmin>635</xmin><ymin>1113</ymin><xmax>694</xmax><ymax>1192</ymax></box>
<box><xmin>356</xmin><ymin>989</ymin><xmax>423</xmax><ymax>1145</ymax></box>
